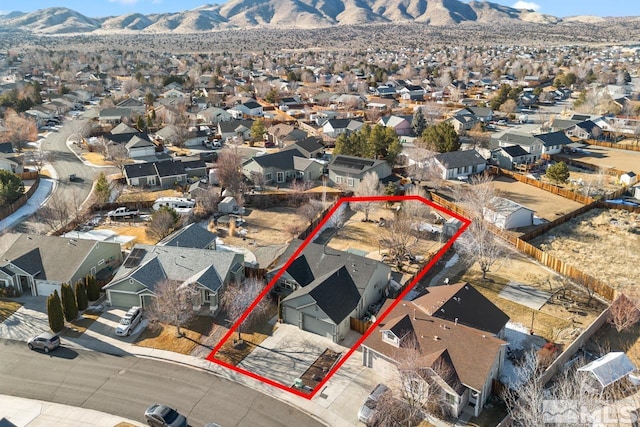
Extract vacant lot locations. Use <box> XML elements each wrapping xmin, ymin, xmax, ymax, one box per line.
<box><xmin>556</xmin><ymin>145</ymin><xmax>640</xmax><ymax>173</ymax></box>
<box><xmin>96</xmin><ymin>222</ymin><xmax>158</xmax><ymax>245</ymax></box>
<box><xmin>491</xmin><ymin>176</ymin><xmax>585</xmax><ymax>220</ymax></box>
<box><xmin>530</xmin><ymin>208</ymin><xmax>640</xmax><ymax>292</ymax></box>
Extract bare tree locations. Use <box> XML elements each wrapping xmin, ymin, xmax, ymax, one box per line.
<box><xmin>25</xmin><ymin>150</ymin><xmax>54</xmax><ymax>173</ymax></box>
<box><xmin>216</xmin><ymin>146</ymin><xmax>244</xmax><ymax>199</ymax></box>
<box><xmin>36</xmin><ymin>192</ymin><xmax>70</xmax><ymax>232</ymax></box>
<box><xmin>297</xmin><ymin>199</ymin><xmax>324</xmax><ymax>224</ymax></box>
<box><xmin>1</xmin><ymin>109</ymin><xmax>38</xmax><ymax>152</ymax></box>
<box><xmin>608</xmin><ymin>294</ymin><xmax>640</xmax><ymax>333</ymax></box>
<box><xmin>406</xmin><ymin>147</ymin><xmax>443</xmax><ymax>190</ymax></box>
<box><xmin>381</xmin><ymin>210</ymin><xmax>418</xmax><ymax>267</ymax></box>
<box><xmin>222</xmin><ymin>278</ymin><xmax>270</xmax><ymax>341</ymax></box>
<box><xmin>353</xmin><ymin>171</ymin><xmax>381</xmax><ymax>221</ymax></box>
<box><xmin>106</xmin><ymin>144</ymin><xmax>130</xmax><ymax>172</ymax></box>
<box><xmin>146</xmin><ymin>208</ymin><xmax>178</xmax><ymax>240</ymax></box>
<box><xmin>68</xmin><ymin>120</ymin><xmax>91</xmax><ymax>145</ymax></box>
<box><xmin>146</xmin><ymin>279</ymin><xmax>200</xmax><ymax>337</ymax></box>
<box><xmin>289</xmin><ymin>179</ymin><xmax>311</xmax><ymax>207</ymax></box>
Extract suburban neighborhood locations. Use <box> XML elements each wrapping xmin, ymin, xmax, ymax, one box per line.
<box><xmin>1</xmin><ymin>5</ymin><xmax>640</xmax><ymax>427</ymax></box>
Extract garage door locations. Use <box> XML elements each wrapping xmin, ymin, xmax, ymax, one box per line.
<box><xmin>108</xmin><ymin>291</ymin><xmax>140</xmax><ymax>308</ymax></box>
<box><xmin>303</xmin><ymin>313</ymin><xmax>331</xmax><ymax>339</ymax></box>
<box><xmin>35</xmin><ymin>282</ymin><xmax>60</xmax><ymax>297</ymax></box>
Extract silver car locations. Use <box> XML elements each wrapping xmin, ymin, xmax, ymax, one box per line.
<box><xmin>27</xmin><ymin>332</ymin><xmax>60</xmax><ymax>353</ymax></box>
<box><xmin>144</xmin><ymin>404</ymin><xmax>188</xmax><ymax>427</ymax></box>
<box><xmin>358</xmin><ymin>383</ymin><xmax>390</xmax><ymax>425</ymax></box>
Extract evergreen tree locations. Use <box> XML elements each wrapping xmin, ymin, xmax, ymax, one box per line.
<box><xmin>86</xmin><ymin>276</ymin><xmax>100</xmax><ymax>302</ymax></box>
<box><xmin>94</xmin><ymin>172</ymin><xmax>110</xmax><ymax>207</ymax></box>
<box><xmin>47</xmin><ymin>290</ymin><xmax>64</xmax><ymax>333</ymax></box>
<box><xmin>411</xmin><ymin>108</ymin><xmax>426</xmax><ymax>136</ymax></box>
<box><xmin>60</xmin><ymin>283</ymin><xmax>78</xmax><ymax>322</ymax></box>
<box><xmin>75</xmin><ymin>281</ymin><xmax>88</xmax><ymax>311</ymax></box>
<box><xmin>546</xmin><ymin>161</ymin><xmax>570</xmax><ymax>184</ymax></box>
<box><xmin>421</xmin><ymin>122</ymin><xmax>461</xmax><ymax>153</ymax></box>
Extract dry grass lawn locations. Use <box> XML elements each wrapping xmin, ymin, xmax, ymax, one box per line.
<box><xmin>167</xmin><ymin>146</ymin><xmax>191</xmax><ymax>156</ymax></box>
<box><xmin>219</xmin><ymin>206</ymin><xmax>305</xmax><ymax>249</ymax></box>
<box><xmin>81</xmin><ymin>152</ymin><xmax>113</xmax><ymax>166</ymax></box>
<box><xmin>61</xmin><ymin>313</ymin><xmax>101</xmax><ymax>338</ymax></box>
<box><xmin>0</xmin><ymin>299</ymin><xmax>22</xmax><ymax>322</ymax></box>
<box><xmin>530</xmin><ymin>208</ymin><xmax>640</xmax><ymax>292</ymax></box>
<box><xmin>556</xmin><ymin>145</ymin><xmax>640</xmax><ymax>173</ymax></box>
<box><xmin>116</xmin><ymin>188</ymin><xmax>182</xmax><ymax>203</ymax></box>
<box><xmin>490</xmin><ymin>176</ymin><xmax>584</xmax><ymax>220</ymax></box>
<box><xmin>458</xmin><ymin>251</ymin><xmax>606</xmax><ymax>343</ymax></box>
<box><xmin>136</xmin><ymin>316</ymin><xmax>215</xmax><ymax>355</ymax></box>
<box><xmin>589</xmin><ymin>322</ymin><xmax>640</xmax><ymax>366</ymax></box>
<box><xmin>212</xmin><ymin>322</ymin><xmax>277</xmax><ymax>366</ymax></box>
<box><xmin>96</xmin><ymin>223</ymin><xmax>159</xmax><ymax>245</ymax></box>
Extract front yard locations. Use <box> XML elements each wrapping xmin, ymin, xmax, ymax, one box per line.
<box><xmin>0</xmin><ymin>299</ymin><xmax>22</xmax><ymax>322</ymax></box>
<box><xmin>136</xmin><ymin>316</ymin><xmax>216</xmax><ymax>355</ymax></box>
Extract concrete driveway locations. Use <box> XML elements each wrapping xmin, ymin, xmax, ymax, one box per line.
<box><xmin>0</xmin><ymin>296</ymin><xmax>50</xmax><ymax>342</ymax></box>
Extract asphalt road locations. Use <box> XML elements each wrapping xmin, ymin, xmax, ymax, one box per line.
<box><xmin>0</xmin><ymin>339</ymin><xmax>324</xmax><ymax>427</ymax></box>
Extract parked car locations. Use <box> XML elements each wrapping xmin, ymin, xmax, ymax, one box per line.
<box><xmin>69</xmin><ymin>174</ymin><xmax>82</xmax><ymax>182</ymax></box>
<box><xmin>264</xmin><ymin>141</ymin><xmax>276</xmax><ymax>148</ymax></box>
<box><xmin>358</xmin><ymin>383</ymin><xmax>390</xmax><ymax>425</ymax></box>
<box><xmin>144</xmin><ymin>404</ymin><xmax>188</xmax><ymax>427</ymax></box>
<box><xmin>27</xmin><ymin>332</ymin><xmax>60</xmax><ymax>353</ymax></box>
<box><xmin>115</xmin><ymin>306</ymin><xmax>143</xmax><ymax>337</ymax></box>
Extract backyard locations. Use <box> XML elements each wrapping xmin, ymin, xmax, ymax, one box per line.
<box><xmin>556</xmin><ymin>144</ymin><xmax>640</xmax><ymax>173</ymax></box>
<box><xmin>530</xmin><ymin>208</ymin><xmax>640</xmax><ymax>292</ymax></box>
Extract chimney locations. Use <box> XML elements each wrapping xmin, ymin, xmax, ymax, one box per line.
<box><xmin>454</xmin><ymin>317</ymin><xmax>458</xmax><ymax>325</ymax></box>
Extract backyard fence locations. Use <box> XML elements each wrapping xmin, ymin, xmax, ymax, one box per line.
<box><xmin>0</xmin><ymin>174</ymin><xmax>40</xmax><ymax>222</ymax></box>
<box><xmin>350</xmin><ymin>317</ymin><xmax>373</xmax><ymax>335</ymax></box>
<box><xmin>583</xmin><ymin>138</ymin><xmax>640</xmax><ymax>153</ymax></box>
<box><xmin>498</xmin><ymin>168</ymin><xmax>596</xmax><ymax>204</ymax></box>
<box><xmin>548</xmin><ymin>155</ymin><xmax>627</xmax><ymax>178</ymax></box>
<box><xmin>597</xmin><ymin>200</ymin><xmax>640</xmax><ymax>213</ymax></box>
<box><xmin>519</xmin><ymin>201</ymin><xmax>599</xmax><ymax>241</ymax></box>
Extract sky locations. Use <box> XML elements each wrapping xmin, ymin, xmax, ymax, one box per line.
<box><xmin>1</xmin><ymin>0</ymin><xmax>639</xmax><ymax>19</ymax></box>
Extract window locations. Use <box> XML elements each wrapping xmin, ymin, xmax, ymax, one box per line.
<box><xmin>335</xmin><ymin>176</ymin><xmax>342</xmax><ymax>184</ymax></box>
<box><xmin>347</xmin><ymin>178</ymin><xmax>354</xmax><ymax>187</ymax></box>
<box><xmin>265</xmin><ymin>173</ymin><xmax>272</xmax><ymax>181</ymax></box>
<box><xmin>446</xmin><ymin>392</ymin><xmax>457</xmax><ymax>405</ymax></box>
<box><xmin>98</xmin><ymin>259</ymin><xmax>105</xmax><ymax>266</ymax></box>
<box><xmin>276</xmin><ymin>172</ymin><xmax>285</xmax><ymax>183</ymax></box>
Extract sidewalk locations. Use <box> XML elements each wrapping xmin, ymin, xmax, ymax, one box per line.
<box><xmin>0</xmin><ymin>394</ymin><xmax>144</xmax><ymax>427</ymax></box>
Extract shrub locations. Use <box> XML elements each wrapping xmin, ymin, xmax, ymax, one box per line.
<box><xmin>47</xmin><ymin>290</ymin><xmax>64</xmax><ymax>333</ymax></box>
<box><xmin>60</xmin><ymin>283</ymin><xmax>78</xmax><ymax>322</ymax></box>
<box><xmin>75</xmin><ymin>281</ymin><xmax>88</xmax><ymax>311</ymax></box>
<box><xmin>546</xmin><ymin>161</ymin><xmax>570</xmax><ymax>184</ymax></box>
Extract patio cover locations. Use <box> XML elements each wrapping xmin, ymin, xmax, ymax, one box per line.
<box><xmin>577</xmin><ymin>352</ymin><xmax>636</xmax><ymax>388</ymax></box>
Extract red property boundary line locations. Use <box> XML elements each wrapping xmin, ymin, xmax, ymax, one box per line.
<box><xmin>206</xmin><ymin>195</ymin><xmax>471</xmax><ymax>399</ymax></box>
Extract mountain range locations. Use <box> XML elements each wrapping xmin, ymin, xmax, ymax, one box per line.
<box><xmin>0</xmin><ymin>0</ymin><xmax>616</xmax><ymax>35</ymax></box>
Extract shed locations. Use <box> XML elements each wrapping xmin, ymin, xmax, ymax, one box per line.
<box><xmin>483</xmin><ymin>197</ymin><xmax>534</xmax><ymax>230</ymax></box>
<box><xmin>218</xmin><ymin>196</ymin><xmax>239</xmax><ymax>214</ymax></box>
<box><xmin>620</xmin><ymin>171</ymin><xmax>637</xmax><ymax>186</ymax></box>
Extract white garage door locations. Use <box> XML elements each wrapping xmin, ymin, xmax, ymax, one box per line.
<box><xmin>303</xmin><ymin>313</ymin><xmax>332</xmax><ymax>339</ymax></box>
<box><xmin>108</xmin><ymin>291</ymin><xmax>140</xmax><ymax>308</ymax></box>
<box><xmin>35</xmin><ymin>281</ymin><xmax>60</xmax><ymax>297</ymax></box>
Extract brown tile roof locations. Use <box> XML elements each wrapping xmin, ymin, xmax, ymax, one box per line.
<box><xmin>363</xmin><ymin>298</ymin><xmax>506</xmax><ymax>392</ymax></box>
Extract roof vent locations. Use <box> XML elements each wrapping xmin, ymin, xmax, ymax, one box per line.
<box><xmin>433</xmin><ymin>335</ymin><xmax>440</xmax><ymax>341</ymax></box>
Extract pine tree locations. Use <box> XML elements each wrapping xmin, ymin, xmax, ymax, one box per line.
<box><xmin>94</xmin><ymin>172</ymin><xmax>110</xmax><ymax>207</ymax></box>
<box><xmin>60</xmin><ymin>283</ymin><xmax>78</xmax><ymax>322</ymax></box>
<box><xmin>75</xmin><ymin>281</ymin><xmax>88</xmax><ymax>311</ymax></box>
<box><xmin>546</xmin><ymin>161</ymin><xmax>570</xmax><ymax>184</ymax></box>
<box><xmin>86</xmin><ymin>275</ymin><xmax>100</xmax><ymax>302</ymax></box>
<box><xmin>47</xmin><ymin>290</ymin><xmax>64</xmax><ymax>333</ymax></box>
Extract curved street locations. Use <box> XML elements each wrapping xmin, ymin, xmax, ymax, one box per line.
<box><xmin>0</xmin><ymin>339</ymin><xmax>324</xmax><ymax>427</ymax></box>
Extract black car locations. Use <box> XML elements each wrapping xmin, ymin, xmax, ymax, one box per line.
<box><xmin>144</xmin><ymin>404</ymin><xmax>188</xmax><ymax>427</ymax></box>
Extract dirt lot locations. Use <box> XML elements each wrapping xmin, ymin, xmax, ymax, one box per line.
<box><xmin>455</xmin><ymin>250</ymin><xmax>606</xmax><ymax>344</ymax></box>
<box><xmin>556</xmin><ymin>145</ymin><xmax>640</xmax><ymax>173</ymax></box>
<box><xmin>218</xmin><ymin>206</ymin><xmax>306</xmax><ymax>249</ymax></box>
<box><xmin>491</xmin><ymin>176</ymin><xmax>585</xmax><ymax>221</ymax></box>
<box><xmin>530</xmin><ymin>208</ymin><xmax>640</xmax><ymax>292</ymax></box>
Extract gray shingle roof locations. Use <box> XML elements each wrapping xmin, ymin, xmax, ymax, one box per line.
<box><xmin>159</xmin><ymin>223</ymin><xmax>217</xmax><ymax>249</ymax></box>
<box><xmin>535</xmin><ymin>131</ymin><xmax>572</xmax><ymax>147</ymax></box>
<box><xmin>155</xmin><ymin>161</ymin><xmax>186</xmax><ymax>178</ymax></box>
<box><xmin>251</xmin><ymin>148</ymin><xmax>305</xmax><ymax>170</ymax></box>
<box><xmin>124</xmin><ymin>162</ymin><xmax>157</xmax><ymax>179</ymax></box>
<box><xmin>435</xmin><ymin>149</ymin><xmax>486</xmax><ymax>169</ymax></box>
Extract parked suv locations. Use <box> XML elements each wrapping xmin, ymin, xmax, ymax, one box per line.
<box><xmin>27</xmin><ymin>332</ymin><xmax>60</xmax><ymax>353</ymax></box>
<box><xmin>115</xmin><ymin>306</ymin><xmax>143</xmax><ymax>336</ymax></box>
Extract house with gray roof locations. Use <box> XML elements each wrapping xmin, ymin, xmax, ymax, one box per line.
<box><xmin>322</xmin><ymin>119</ymin><xmax>364</xmax><ymax>138</ymax></box>
<box><xmin>267</xmin><ymin>240</ymin><xmax>390</xmax><ymax>343</ymax></box>
<box><xmin>218</xmin><ymin>119</ymin><xmax>253</xmax><ymax>141</ymax></box>
<box><xmin>242</xmin><ymin>148</ymin><xmax>323</xmax><ymax>184</ymax></box>
<box><xmin>328</xmin><ymin>155</ymin><xmax>392</xmax><ymax>188</ymax></box>
<box><xmin>104</xmin><ymin>244</ymin><xmax>244</xmax><ymax>313</ymax></box>
<box><xmin>434</xmin><ymin>149</ymin><xmax>487</xmax><ymax>180</ymax></box>
<box><xmin>159</xmin><ymin>223</ymin><xmax>217</xmax><ymax>250</ymax></box>
<box><xmin>0</xmin><ymin>233</ymin><xmax>122</xmax><ymax>297</ymax></box>
<box><xmin>492</xmin><ymin>131</ymin><xmax>543</xmax><ymax>168</ymax></box>
<box><xmin>483</xmin><ymin>197</ymin><xmax>534</xmax><ymax>230</ymax></box>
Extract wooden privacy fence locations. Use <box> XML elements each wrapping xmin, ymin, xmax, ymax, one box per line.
<box><xmin>597</xmin><ymin>200</ymin><xmax>640</xmax><ymax>213</ymax></box>
<box><xmin>0</xmin><ymin>174</ymin><xmax>40</xmax><ymax>221</ymax></box>
<box><xmin>583</xmin><ymin>138</ymin><xmax>640</xmax><ymax>153</ymax></box>
<box><xmin>18</xmin><ymin>170</ymin><xmax>39</xmax><ymax>180</ymax></box>
<box><xmin>350</xmin><ymin>317</ymin><xmax>373</xmax><ymax>334</ymax></box>
<box><xmin>548</xmin><ymin>155</ymin><xmax>627</xmax><ymax>178</ymax></box>
<box><xmin>519</xmin><ymin>202</ymin><xmax>599</xmax><ymax>241</ymax></box>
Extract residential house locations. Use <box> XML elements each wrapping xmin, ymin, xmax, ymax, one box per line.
<box><xmin>159</xmin><ymin>223</ymin><xmax>217</xmax><ymax>250</ymax></box>
<box><xmin>367</xmin><ymin>97</ymin><xmax>399</xmax><ymax>111</ymax></box>
<box><xmin>493</xmin><ymin>132</ymin><xmax>543</xmax><ymax>165</ymax></box>
<box><xmin>181</xmin><ymin>157</ymin><xmax>208</xmax><ymax>179</ymax></box>
<box><xmin>566</xmin><ymin>120</ymin><xmax>602</xmax><ymax>140</ymax></box>
<box><xmin>242</xmin><ymin>148</ymin><xmax>323</xmax><ymax>184</ymax></box>
<box><xmin>535</xmin><ymin>131</ymin><xmax>572</xmax><ymax>155</ymax></box>
<box><xmin>361</xmin><ymin>296</ymin><xmax>507</xmax><ymax>417</ymax></box>
<box><xmin>123</xmin><ymin>162</ymin><xmax>159</xmax><ymax>187</ymax></box>
<box><xmin>398</xmin><ymin>85</ymin><xmax>426</xmax><ymax>101</ymax></box>
<box><xmin>281</xmin><ymin>137</ymin><xmax>325</xmax><ymax>159</ymax></box>
<box><xmin>116</xmin><ymin>97</ymin><xmax>146</xmax><ymax>115</ymax></box>
<box><xmin>268</xmin><ymin>240</ymin><xmax>391</xmax><ymax>343</ymax></box>
<box><xmin>229</xmin><ymin>100</ymin><xmax>264</xmax><ymax>118</ymax></box>
<box><xmin>493</xmin><ymin>145</ymin><xmax>530</xmax><ymax>170</ymax></box>
<box><xmin>99</xmin><ymin>108</ymin><xmax>131</xmax><ymax>125</ymax></box>
<box><xmin>322</xmin><ymin>119</ymin><xmax>364</xmax><ymax>138</ymax></box>
<box><xmin>104</xmin><ymin>244</ymin><xmax>244</xmax><ymax>313</ymax></box>
<box><xmin>218</xmin><ymin>119</ymin><xmax>253</xmax><ymax>141</ymax></box>
<box><xmin>125</xmin><ymin>135</ymin><xmax>156</xmax><ymax>159</ymax></box>
<box><xmin>0</xmin><ymin>142</ymin><xmax>20</xmax><ymax>173</ymax></box>
<box><xmin>0</xmin><ymin>233</ymin><xmax>122</xmax><ymax>297</ymax></box>
<box><xmin>155</xmin><ymin>160</ymin><xmax>187</xmax><ymax>188</ymax></box>
<box><xmin>328</xmin><ymin>155</ymin><xmax>393</xmax><ymax>188</ymax></box>
<box><xmin>378</xmin><ymin>115</ymin><xmax>413</xmax><ymax>136</ymax></box>
<box><xmin>197</xmin><ymin>107</ymin><xmax>232</xmax><ymax>124</ymax></box>
<box><xmin>266</xmin><ymin>123</ymin><xmax>309</xmax><ymax>147</ymax></box>
<box><xmin>412</xmin><ymin>282</ymin><xmax>510</xmax><ymax>338</ymax></box>
<box><xmin>434</xmin><ymin>150</ymin><xmax>487</xmax><ymax>180</ymax></box>
<box><xmin>161</xmin><ymin>87</ymin><xmax>188</xmax><ymax>99</ymax></box>
<box><xmin>484</xmin><ymin>197</ymin><xmax>535</xmax><ymax>230</ymax></box>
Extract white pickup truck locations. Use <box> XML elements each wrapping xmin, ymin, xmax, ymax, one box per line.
<box><xmin>107</xmin><ymin>207</ymin><xmax>140</xmax><ymax>220</ymax></box>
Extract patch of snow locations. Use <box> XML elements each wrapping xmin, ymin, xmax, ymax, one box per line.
<box><xmin>501</xmin><ymin>321</ymin><xmax>544</xmax><ymax>389</ymax></box>
<box><xmin>444</xmin><ymin>253</ymin><xmax>459</xmax><ymax>268</ymax></box>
